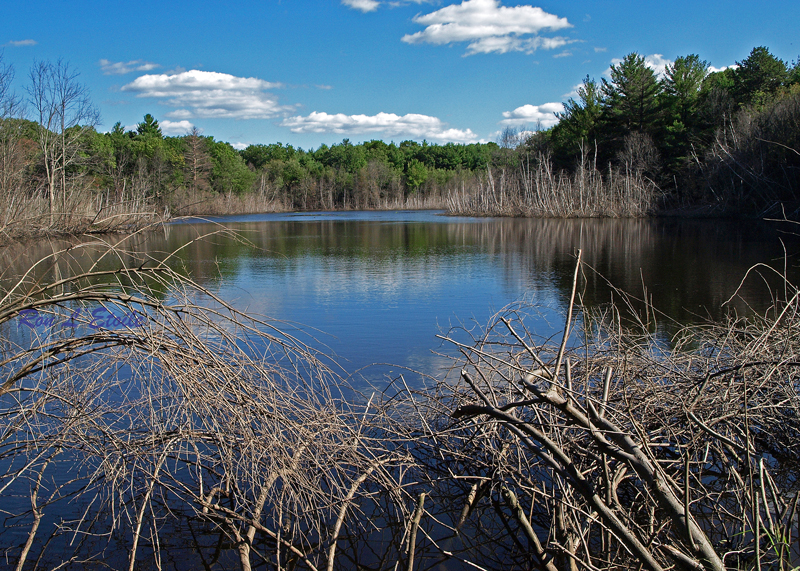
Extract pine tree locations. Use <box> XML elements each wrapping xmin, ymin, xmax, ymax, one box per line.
<box><xmin>602</xmin><ymin>53</ymin><xmax>662</xmax><ymax>135</ymax></box>
<box><xmin>733</xmin><ymin>46</ymin><xmax>788</xmax><ymax>107</ymax></box>
<box><xmin>661</xmin><ymin>54</ymin><xmax>708</xmax><ymax>167</ymax></box>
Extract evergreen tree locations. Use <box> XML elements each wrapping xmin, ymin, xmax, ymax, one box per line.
<box><xmin>733</xmin><ymin>46</ymin><xmax>788</xmax><ymax>107</ymax></box>
<box><xmin>661</xmin><ymin>55</ymin><xmax>708</xmax><ymax>167</ymax></box>
<box><xmin>551</xmin><ymin>75</ymin><xmax>604</xmax><ymax>165</ymax></box>
<box><xmin>602</xmin><ymin>53</ymin><xmax>662</xmax><ymax>136</ymax></box>
<box><xmin>136</xmin><ymin>113</ymin><xmax>162</xmax><ymax>138</ymax></box>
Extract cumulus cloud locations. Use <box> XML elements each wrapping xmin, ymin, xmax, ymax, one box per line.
<box><xmin>401</xmin><ymin>0</ymin><xmax>573</xmax><ymax>55</ymax></box>
<box><xmin>342</xmin><ymin>0</ymin><xmax>432</xmax><ymax>10</ymax></box>
<box><xmin>5</xmin><ymin>39</ymin><xmax>37</xmax><ymax>47</ymax></box>
<box><xmin>644</xmin><ymin>54</ymin><xmax>672</xmax><ymax>77</ymax></box>
<box><xmin>562</xmin><ymin>83</ymin><xmax>582</xmax><ymax>98</ymax></box>
<box><xmin>500</xmin><ymin>102</ymin><xmax>563</xmax><ymax>129</ymax></box>
<box><xmin>709</xmin><ymin>64</ymin><xmax>738</xmax><ymax>73</ymax></box>
<box><xmin>281</xmin><ymin>111</ymin><xmax>478</xmax><ymax>143</ymax></box>
<box><xmin>121</xmin><ymin>70</ymin><xmax>289</xmax><ymax>120</ymax></box>
<box><xmin>604</xmin><ymin>53</ymin><xmax>674</xmax><ymax>79</ymax></box>
<box><xmin>342</xmin><ymin>0</ymin><xmax>380</xmax><ymax>12</ymax></box>
<box><xmin>231</xmin><ymin>142</ymin><xmax>249</xmax><ymax>150</ymax></box>
<box><xmin>160</xmin><ymin>119</ymin><xmax>195</xmax><ymax>136</ymax></box>
<box><xmin>99</xmin><ymin>59</ymin><xmax>161</xmax><ymax>75</ymax></box>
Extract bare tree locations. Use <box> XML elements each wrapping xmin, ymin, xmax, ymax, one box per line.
<box><xmin>0</xmin><ymin>234</ymin><xmax>413</xmax><ymax>570</ymax></box>
<box><xmin>26</xmin><ymin>59</ymin><xmax>99</xmax><ymax>223</ymax></box>
<box><xmin>184</xmin><ymin>125</ymin><xmax>212</xmax><ymax>193</ymax></box>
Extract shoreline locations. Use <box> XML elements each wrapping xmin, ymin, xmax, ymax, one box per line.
<box><xmin>2</xmin><ymin>203</ymin><xmax>790</xmax><ymax>246</ymax></box>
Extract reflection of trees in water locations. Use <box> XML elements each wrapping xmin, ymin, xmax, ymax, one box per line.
<box><xmin>4</xmin><ymin>217</ymin><xmax>798</xmax><ymax>332</ymax></box>
<box><xmin>443</xmin><ymin>217</ymin><xmax>800</xmax><ymax>328</ymax></box>
<box><xmin>3</xmin><ymin>225</ymin><xmax>800</xmax><ymax>569</ymax></box>
<box><xmin>0</xmin><ymin>233</ymin><xmax>170</xmax><ymax>296</ymax></box>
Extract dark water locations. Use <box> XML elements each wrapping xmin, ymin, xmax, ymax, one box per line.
<box><xmin>3</xmin><ymin>211</ymin><xmax>800</xmax><ymax>568</ymax></box>
<box><xmin>4</xmin><ymin>211</ymin><xmax>800</xmax><ymax>385</ymax></box>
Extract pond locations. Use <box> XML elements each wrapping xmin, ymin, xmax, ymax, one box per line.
<box><xmin>5</xmin><ymin>210</ymin><xmax>800</xmax><ymax>387</ymax></box>
<box><xmin>3</xmin><ymin>210</ymin><xmax>800</xmax><ymax>569</ymax></box>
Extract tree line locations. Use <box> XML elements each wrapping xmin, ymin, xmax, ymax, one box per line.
<box><xmin>541</xmin><ymin>46</ymin><xmax>800</xmax><ymax>214</ymax></box>
<box><xmin>1</xmin><ymin>46</ymin><xmax>799</xmax><ymax>240</ymax></box>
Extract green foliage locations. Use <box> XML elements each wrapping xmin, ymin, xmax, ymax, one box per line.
<box><xmin>209</xmin><ymin>140</ymin><xmax>255</xmax><ymax>195</ymax></box>
<box><xmin>551</xmin><ymin>75</ymin><xmax>604</xmax><ymax>164</ymax></box>
<box><xmin>789</xmin><ymin>58</ymin><xmax>800</xmax><ymax>86</ymax></box>
<box><xmin>662</xmin><ymin>55</ymin><xmax>708</xmax><ymax>119</ymax></box>
<box><xmin>602</xmin><ymin>53</ymin><xmax>663</xmax><ymax>136</ymax></box>
<box><xmin>241</xmin><ymin>142</ymin><xmax>297</xmax><ymax>169</ymax></box>
<box><xmin>661</xmin><ymin>55</ymin><xmax>709</xmax><ymax>168</ymax></box>
<box><xmin>136</xmin><ymin>113</ymin><xmax>163</xmax><ymax>138</ymax></box>
<box><xmin>14</xmin><ymin>43</ymin><xmax>797</xmax><ymax>217</ymax></box>
<box><xmin>405</xmin><ymin>158</ymin><xmax>428</xmax><ymax>191</ymax></box>
<box><xmin>733</xmin><ymin>46</ymin><xmax>788</xmax><ymax>107</ymax></box>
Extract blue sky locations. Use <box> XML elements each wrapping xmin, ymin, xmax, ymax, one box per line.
<box><xmin>2</xmin><ymin>0</ymin><xmax>798</xmax><ymax>150</ymax></box>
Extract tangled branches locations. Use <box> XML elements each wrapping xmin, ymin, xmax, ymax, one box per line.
<box><xmin>0</xmin><ymin>239</ymin><xmax>413</xmax><ymax>570</ymax></box>
<box><xmin>2</xmin><ymin>239</ymin><xmax>799</xmax><ymax>570</ymax></box>
<box><xmin>420</xmin><ymin>251</ymin><xmax>800</xmax><ymax>570</ymax></box>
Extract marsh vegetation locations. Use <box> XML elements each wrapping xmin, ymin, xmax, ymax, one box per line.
<box><xmin>2</xmin><ymin>236</ymin><xmax>799</xmax><ymax>570</ymax></box>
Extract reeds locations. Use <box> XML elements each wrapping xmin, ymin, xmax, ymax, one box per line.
<box><xmin>446</xmin><ymin>154</ymin><xmax>660</xmax><ymax>217</ymax></box>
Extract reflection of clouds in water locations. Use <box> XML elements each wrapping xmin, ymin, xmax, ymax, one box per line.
<box><xmin>6</xmin><ymin>214</ymin><xmax>800</xmax><ymax>387</ymax></box>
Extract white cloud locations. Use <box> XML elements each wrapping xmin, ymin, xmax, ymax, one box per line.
<box><xmin>500</xmin><ymin>102</ymin><xmax>563</xmax><ymax>129</ymax></box>
<box><xmin>343</xmin><ymin>0</ymin><xmax>432</xmax><ymax>10</ymax></box>
<box><xmin>401</xmin><ymin>0</ymin><xmax>573</xmax><ymax>55</ymax></box>
<box><xmin>553</xmin><ymin>50</ymin><xmax>572</xmax><ymax>58</ymax></box>
<box><xmin>594</xmin><ymin>46</ymin><xmax>607</xmax><ymax>53</ymax></box>
<box><xmin>342</xmin><ymin>0</ymin><xmax>380</xmax><ymax>12</ymax></box>
<box><xmin>160</xmin><ymin>119</ymin><xmax>194</xmax><ymax>136</ymax></box>
<box><xmin>281</xmin><ymin>111</ymin><xmax>478</xmax><ymax>143</ymax></box>
<box><xmin>121</xmin><ymin>70</ymin><xmax>290</xmax><ymax>120</ymax></box>
<box><xmin>231</xmin><ymin>142</ymin><xmax>249</xmax><ymax>150</ymax></box>
<box><xmin>99</xmin><ymin>59</ymin><xmax>161</xmax><ymax>75</ymax></box>
<box><xmin>709</xmin><ymin>64</ymin><xmax>738</xmax><ymax>73</ymax></box>
<box><xmin>604</xmin><ymin>53</ymin><xmax>673</xmax><ymax>79</ymax></box>
<box><xmin>562</xmin><ymin>83</ymin><xmax>582</xmax><ymax>98</ymax></box>
<box><xmin>644</xmin><ymin>54</ymin><xmax>672</xmax><ymax>78</ymax></box>
<box><xmin>491</xmin><ymin>128</ymin><xmax>537</xmax><ymax>144</ymax></box>
<box><xmin>5</xmin><ymin>39</ymin><xmax>36</xmax><ymax>47</ymax></box>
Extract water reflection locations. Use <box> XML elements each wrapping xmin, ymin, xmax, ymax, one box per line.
<box><xmin>3</xmin><ymin>213</ymin><xmax>799</xmax><ymax>384</ymax></box>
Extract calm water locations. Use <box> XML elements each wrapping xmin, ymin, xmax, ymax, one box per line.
<box><xmin>4</xmin><ymin>211</ymin><xmax>800</xmax><ymax>386</ymax></box>
<box><xmin>3</xmin><ymin>211</ymin><xmax>800</xmax><ymax>567</ymax></box>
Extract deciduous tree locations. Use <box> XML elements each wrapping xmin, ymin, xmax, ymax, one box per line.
<box><xmin>26</xmin><ymin>59</ymin><xmax>99</xmax><ymax>221</ymax></box>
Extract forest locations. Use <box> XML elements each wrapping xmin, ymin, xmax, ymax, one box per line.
<box><xmin>1</xmin><ymin>46</ymin><xmax>799</xmax><ymax>240</ymax></box>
